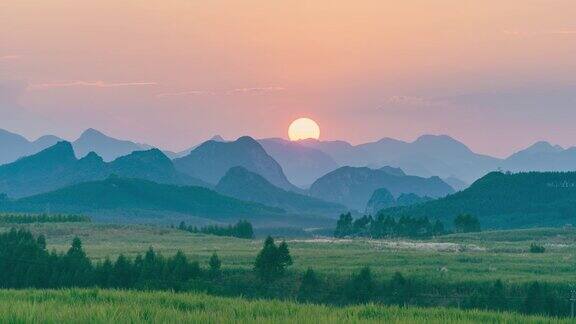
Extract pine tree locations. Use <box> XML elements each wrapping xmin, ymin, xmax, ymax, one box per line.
<box><xmin>348</xmin><ymin>266</ymin><xmax>376</xmax><ymax>303</ymax></box>
<box><xmin>524</xmin><ymin>282</ymin><xmax>544</xmax><ymax>314</ymax></box>
<box><xmin>277</xmin><ymin>241</ymin><xmax>293</xmax><ymax>268</ymax></box>
<box><xmin>209</xmin><ymin>252</ymin><xmax>221</xmax><ymax>277</ymax></box>
<box><xmin>298</xmin><ymin>268</ymin><xmax>320</xmax><ymax>302</ymax></box>
<box><xmin>487</xmin><ymin>280</ymin><xmax>507</xmax><ymax>310</ymax></box>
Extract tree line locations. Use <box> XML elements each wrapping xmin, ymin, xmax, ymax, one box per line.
<box><xmin>0</xmin><ymin>228</ymin><xmax>569</xmax><ymax>317</ymax></box>
<box><xmin>0</xmin><ymin>213</ymin><xmax>90</xmax><ymax>224</ymax></box>
<box><xmin>175</xmin><ymin>220</ymin><xmax>254</xmax><ymax>239</ymax></box>
<box><xmin>334</xmin><ymin>213</ymin><xmax>481</xmax><ymax>238</ymax></box>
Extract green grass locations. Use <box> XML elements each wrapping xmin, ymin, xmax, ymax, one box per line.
<box><xmin>8</xmin><ymin>223</ymin><xmax>576</xmax><ymax>284</ymax></box>
<box><xmin>0</xmin><ymin>289</ymin><xmax>569</xmax><ymax>323</ymax></box>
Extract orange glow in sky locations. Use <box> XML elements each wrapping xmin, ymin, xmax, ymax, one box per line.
<box><xmin>2</xmin><ymin>0</ymin><xmax>576</xmax><ymax>156</ymax></box>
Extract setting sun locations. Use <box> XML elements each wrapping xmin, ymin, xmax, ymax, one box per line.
<box><xmin>288</xmin><ymin>118</ymin><xmax>320</xmax><ymax>141</ymax></box>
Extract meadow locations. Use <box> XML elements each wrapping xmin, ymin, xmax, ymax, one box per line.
<box><xmin>0</xmin><ymin>288</ymin><xmax>570</xmax><ymax>323</ymax></box>
<box><xmin>7</xmin><ymin>222</ymin><xmax>576</xmax><ymax>284</ymax></box>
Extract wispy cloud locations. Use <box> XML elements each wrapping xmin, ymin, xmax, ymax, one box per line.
<box><xmin>27</xmin><ymin>80</ymin><xmax>157</xmax><ymax>90</ymax></box>
<box><xmin>380</xmin><ymin>95</ymin><xmax>462</xmax><ymax>112</ymax></box>
<box><xmin>504</xmin><ymin>29</ymin><xmax>576</xmax><ymax>36</ymax></box>
<box><xmin>0</xmin><ymin>55</ymin><xmax>20</xmax><ymax>61</ymax></box>
<box><xmin>155</xmin><ymin>90</ymin><xmax>216</xmax><ymax>98</ymax></box>
<box><xmin>225</xmin><ymin>86</ymin><xmax>285</xmax><ymax>95</ymax></box>
<box><xmin>156</xmin><ymin>86</ymin><xmax>284</xmax><ymax>99</ymax></box>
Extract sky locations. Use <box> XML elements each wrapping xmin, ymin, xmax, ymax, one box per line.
<box><xmin>1</xmin><ymin>0</ymin><xmax>576</xmax><ymax>157</ymax></box>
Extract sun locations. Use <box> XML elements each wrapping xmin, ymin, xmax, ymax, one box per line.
<box><xmin>288</xmin><ymin>117</ymin><xmax>320</xmax><ymax>141</ymax></box>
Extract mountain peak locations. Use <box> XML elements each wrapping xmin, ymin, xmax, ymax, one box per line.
<box><xmin>524</xmin><ymin>141</ymin><xmax>564</xmax><ymax>154</ymax></box>
<box><xmin>80</xmin><ymin>128</ymin><xmax>107</xmax><ymax>138</ymax></box>
<box><xmin>210</xmin><ymin>135</ymin><xmax>225</xmax><ymax>142</ymax></box>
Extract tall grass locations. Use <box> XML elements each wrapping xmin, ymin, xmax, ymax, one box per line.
<box><xmin>0</xmin><ymin>289</ymin><xmax>570</xmax><ymax>323</ymax></box>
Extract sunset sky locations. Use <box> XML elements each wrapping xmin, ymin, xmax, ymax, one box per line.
<box><xmin>2</xmin><ymin>0</ymin><xmax>576</xmax><ymax>157</ymax></box>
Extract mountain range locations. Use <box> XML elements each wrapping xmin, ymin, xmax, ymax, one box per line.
<box><xmin>0</xmin><ymin>141</ymin><xmax>207</xmax><ymax>198</ymax></box>
<box><xmin>5</xmin><ymin>128</ymin><xmax>576</xmax><ymax>190</ymax></box>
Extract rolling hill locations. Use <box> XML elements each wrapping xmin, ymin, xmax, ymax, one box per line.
<box><xmin>382</xmin><ymin>171</ymin><xmax>576</xmax><ymax>229</ymax></box>
<box><xmin>215</xmin><ymin>166</ymin><xmax>346</xmax><ymax>216</ymax></box>
<box><xmin>7</xmin><ymin>176</ymin><xmax>282</xmax><ymax>220</ymax></box>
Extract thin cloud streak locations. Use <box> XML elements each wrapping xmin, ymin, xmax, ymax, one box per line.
<box><xmin>27</xmin><ymin>80</ymin><xmax>158</xmax><ymax>90</ymax></box>
<box><xmin>504</xmin><ymin>29</ymin><xmax>576</xmax><ymax>36</ymax></box>
<box><xmin>0</xmin><ymin>55</ymin><xmax>20</xmax><ymax>61</ymax></box>
<box><xmin>156</xmin><ymin>86</ymin><xmax>284</xmax><ymax>99</ymax></box>
<box><xmin>155</xmin><ymin>90</ymin><xmax>216</xmax><ymax>98</ymax></box>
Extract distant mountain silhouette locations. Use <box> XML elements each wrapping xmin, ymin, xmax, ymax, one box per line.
<box><xmin>8</xmin><ymin>176</ymin><xmax>280</xmax><ymax>220</ymax></box>
<box><xmin>216</xmin><ymin>166</ymin><xmax>346</xmax><ymax>216</ymax></box>
<box><xmin>309</xmin><ymin>166</ymin><xmax>454</xmax><ymax>210</ymax></box>
<box><xmin>378</xmin><ymin>166</ymin><xmax>406</xmax><ymax>177</ymax></box>
<box><xmin>73</xmin><ymin>129</ymin><xmax>151</xmax><ymax>161</ymax></box>
<box><xmin>174</xmin><ymin>136</ymin><xmax>298</xmax><ymax>191</ymax></box>
<box><xmin>300</xmin><ymin>135</ymin><xmax>500</xmax><ymax>183</ymax></box>
<box><xmin>258</xmin><ymin>138</ymin><xmax>339</xmax><ymax>187</ymax></box>
<box><xmin>499</xmin><ymin>141</ymin><xmax>576</xmax><ymax>172</ymax></box>
<box><xmin>0</xmin><ymin>141</ymin><xmax>207</xmax><ymax>198</ymax></box>
<box><xmin>0</xmin><ymin>129</ymin><xmax>62</xmax><ymax>165</ymax></box>
<box><xmin>383</xmin><ymin>171</ymin><xmax>576</xmax><ymax>229</ymax></box>
<box><xmin>443</xmin><ymin>176</ymin><xmax>469</xmax><ymax>191</ymax></box>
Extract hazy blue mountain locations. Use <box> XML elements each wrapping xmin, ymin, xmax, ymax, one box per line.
<box><xmin>174</xmin><ymin>136</ymin><xmax>298</xmax><ymax>191</ymax></box>
<box><xmin>258</xmin><ymin>138</ymin><xmax>339</xmax><ymax>187</ymax></box>
<box><xmin>379</xmin><ymin>166</ymin><xmax>406</xmax><ymax>176</ymax></box>
<box><xmin>0</xmin><ymin>129</ymin><xmax>62</xmax><ymax>165</ymax></box>
<box><xmin>443</xmin><ymin>176</ymin><xmax>469</xmax><ymax>191</ymax></box>
<box><xmin>383</xmin><ymin>171</ymin><xmax>576</xmax><ymax>229</ymax></box>
<box><xmin>0</xmin><ymin>141</ymin><xmax>207</xmax><ymax>198</ymax></box>
<box><xmin>299</xmin><ymin>135</ymin><xmax>500</xmax><ymax>183</ymax></box>
<box><xmin>216</xmin><ymin>166</ymin><xmax>346</xmax><ymax>216</ymax></box>
<box><xmin>8</xmin><ymin>176</ymin><xmax>281</xmax><ymax>221</ymax></box>
<box><xmin>309</xmin><ymin>166</ymin><xmax>454</xmax><ymax>210</ymax></box>
<box><xmin>73</xmin><ymin>128</ymin><xmax>151</xmax><ymax>161</ymax></box>
<box><xmin>499</xmin><ymin>141</ymin><xmax>576</xmax><ymax>172</ymax></box>
<box><xmin>298</xmin><ymin>138</ymin><xmax>369</xmax><ymax>166</ymax></box>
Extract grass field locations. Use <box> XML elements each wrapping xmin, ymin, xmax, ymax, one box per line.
<box><xmin>0</xmin><ymin>288</ymin><xmax>570</xmax><ymax>323</ymax></box>
<box><xmin>7</xmin><ymin>222</ymin><xmax>576</xmax><ymax>284</ymax></box>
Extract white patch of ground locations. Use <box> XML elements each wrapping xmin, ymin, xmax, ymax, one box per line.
<box><xmin>287</xmin><ymin>237</ymin><xmax>485</xmax><ymax>252</ymax></box>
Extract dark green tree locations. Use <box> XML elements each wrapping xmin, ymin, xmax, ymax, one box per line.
<box><xmin>209</xmin><ymin>252</ymin><xmax>222</xmax><ymax>277</ymax></box>
<box><xmin>298</xmin><ymin>268</ymin><xmax>320</xmax><ymax>302</ymax></box>
<box><xmin>454</xmin><ymin>214</ymin><xmax>481</xmax><ymax>233</ymax></box>
<box><xmin>334</xmin><ymin>213</ymin><xmax>354</xmax><ymax>237</ymax></box>
<box><xmin>254</xmin><ymin>236</ymin><xmax>292</xmax><ymax>281</ymax></box>
<box><xmin>524</xmin><ymin>282</ymin><xmax>544</xmax><ymax>314</ymax></box>
<box><xmin>487</xmin><ymin>280</ymin><xmax>507</xmax><ymax>310</ymax></box>
<box><xmin>348</xmin><ymin>266</ymin><xmax>376</xmax><ymax>303</ymax></box>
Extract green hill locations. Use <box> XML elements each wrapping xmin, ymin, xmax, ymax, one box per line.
<box><xmin>216</xmin><ymin>166</ymin><xmax>347</xmax><ymax>216</ymax></box>
<box><xmin>5</xmin><ymin>176</ymin><xmax>282</xmax><ymax>221</ymax></box>
<box><xmin>382</xmin><ymin>171</ymin><xmax>576</xmax><ymax>229</ymax></box>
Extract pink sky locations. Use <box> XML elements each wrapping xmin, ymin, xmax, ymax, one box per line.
<box><xmin>2</xmin><ymin>0</ymin><xmax>576</xmax><ymax>157</ymax></box>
